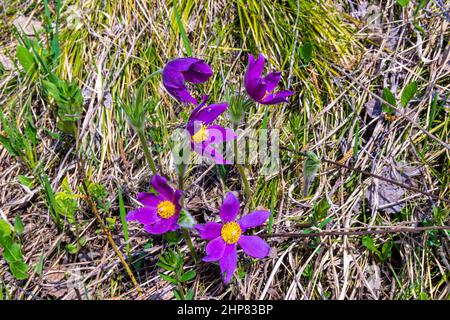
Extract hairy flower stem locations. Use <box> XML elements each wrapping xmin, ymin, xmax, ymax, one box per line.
<box><xmin>177</xmin><ymin>171</ymin><xmax>199</xmax><ymax>264</ymax></box>
<box><xmin>182</xmin><ymin>228</ymin><xmax>198</xmax><ymax>263</ymax></box>
<box><xmin>137</xmin><ymin>129</ymin><xmax>157</xmax><ymax>175</ymax></box>
<box><xmin>233</xmin><ymin>125</ymin><xmax>251</xmax><ymax>200</ymax></box>
<box><xmin>177</xmin><ymin>281</ymin><xmax>186</xmax><ymax>300</ymax></box>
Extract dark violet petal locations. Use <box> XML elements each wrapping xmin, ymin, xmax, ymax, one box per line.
<box><xmin>151</xmin><ymin>175</ymin><xmax>175</xmax><ymax>200</ymax></box>
<box><xmin>250</xmin><ymin>81</ymin><xmax>269</xmax><ymax>101</ymax></box>
<box><xmin>144</xmin><ymin>218</ymin><xmax>175</xmax><ymax>235</ymax></box>
<box><xmin>219</xmin><ymin>244</ymin><xmax>237</xmax><ymax>284</ymax></box>
<box><xmin>246</xmin><ymin>53</ymin><xmax>265</xmax><ymax>81</ymax></box>
<box><xmin>261</xmin><ymin>90</ymin><xmax>294</xmax><ymax>105</ymax></box>
<box><xmin>164</xmin><ymin>58</ymin><xmax>203</xmax><ymax>73</ymax></box>
<box><xmin>126</xmin><ymin>207</ymin><xmax>159</xmax><ymax>225</ymax></box>
<box><xmin>177</xmin><ymin>88</ymin><xmax>198</xmax><ymax>105</ymax></box>
<box><xmin>245</xmin><ymin>54</ymin><xmax>266</xmax><ymax>102</ymax></box>
<box><xmin>194</xmin><ymin>103</ymin><xmax>228</xmax><ymax>125</ymax></box>
<box><xmin>263</xmin><ymin>72</ymin><xmax>281</xmax><ymax>93</ymax></box>
<box><xmin>238</xmin><ymin>210</ymin><xmax>270</xmax><ymax>231</ymax></box>
<box><xmin>187</xmin><ymin>95</ymin><xmax>209</xmax><ymax>133</ymax></box>
<box><xmin>183</xmin><ymin>60</ymin><xmax>213</xmax><ymax>84</ymax></box>
<box><xmin>136</xmin><ymin>192</ymin><xmax>161</xmax><ymax>208</ymax></box>
<box><xmin>205</xmin><ymin>125</ymin><xmax>237</xmax><ymax>144</ymax></box>
<box><xmin>195</xmin><ymin>222</ymin><xmax>222</xmax><ymax>240</ymax></box>
<box><xmin>238</xmin><ymin>235</ymin><xmax>270</xmax><ymax>259</ymax></box>
<box><xmin>162</xmin><ymin>66</ymin><xmax>185</xmax><ymax>90</ymax></box>
<box><xmin>219</xmin><ymin>192</ymin><xmax>240</xmax><ymax>222</ymax></box>
<box><xmin>203</xmin><ymin>237</ymin><xmax>226</xmax><ymax>262</ymax></box>
<box><xmin>162</xmin><ymin>57</ymin><xmax>208</xmax><ymax>105</ymax></box>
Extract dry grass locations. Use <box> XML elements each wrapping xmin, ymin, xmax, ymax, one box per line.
<box><xmin>0</xmin><ymin>0</ymin><xmax>449</xmax><ymax>300</ymax></box>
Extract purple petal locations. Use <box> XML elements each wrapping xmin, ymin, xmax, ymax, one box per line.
<box><xmin>183</xmin><ymin>60</ymin><xmax>213</xmax><ymax>84</ymax></box>
<box><xmin>136</xmin><ymin>192</ymin><xmax>161</xmax><ymax>207</ymax></box>
<box><xmin>162</xmin><ymin>58</ymin><xmax>211</xmax><ymax>105</ymax></box>
<box><xmin>188</xmin><ymin>103</ymin><xmax>228</xmax><ymax>125</ymax></box>
<box><xmin>205</xmin><ymin>125</ymin><xmax>237</xmax><ymax>144</ymax></box>
<box><xmin>194</xmin><ymin>143</ymin><xmax>228</xmax><ymax>165</ymax></box>
<box><xmin>144</xmin><ymin>217</ymin><xmax>178</xmax><ymax>235</ymax></box>
<box><xmin>203</xmin><ymin>237</ymin><xmax>226</xmax><ymax>262</ymax></box>
<box><xmin>126</xmin><ymin>207</ymin><xmax>159</xmax><ymax>225</ymax></box>
<box><xmin>238</xmin><ymin>210</ymin><xmax>270</xmax><ymax>231</ymax></box>
<box><xmin>238</xmin><ymin>235</ymin><xmax>270</xmax><ymax>258</ymax></box>
<box><xmin>151</xmin><ymin>175</ymin><xmax>175</xmax><ymax>200</ymax></box>
<box><xmin>219</xmin><ymin>192</ymin><xmax>240</xmax><ymax>222</ymax></box>
<box><xmin>219</xmin><ymin>244</ymin><xmax>237</xmax><ymax>284</ymax></box>
<box><xmin>162</xmin><ymin>67</ymin><xmax>197</xmax><ymax>105</ymax></box>
<box><xmin>263</xmin><ymin>72</ymin><xmax>281</xmax><ymax>93</ymax></box>
<box><xmin>246</xmin><ymin>53</ymin><xmax>265</xmax><ymax>81</ymax></box>
<box><xmin>177</xmin><ymin>88</ymin><xmax>198</xmax><ymax>105</ymax></box>
<box><xmin>261</xmin><ymin>90</ymin><xmax>294</xmax><ymax>105</ymax></box>
<box><xmin>195</xmin><ymin>222</ymin><xmax>222</xmax><ymax>240</ymax></box>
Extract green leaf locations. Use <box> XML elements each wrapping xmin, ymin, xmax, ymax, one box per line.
<box><xmin>382</xmin><ymin>88</ymin><xmax>396</xmax><ymax>115</ymax></box>
<box><xmin>156</xmin><ymin>261</ymin><xmax>175</xmax><ymax>271</ymax></box>
<box><xmin>65</xmin><ymin>243</ymin><xmax>79</xmax><ymax>254</ymax></box>
<box><xmin>0</xmin><ymin>134</ymin><xmax>19</xmax><ymax>157</ymax></box>
<box><xmin>318</xmin><ymin>217</ymin><xmax>333</xmax><ymax>229</ymax></box>
<box><xmin>118</xmin><ymin>188</ymin><xmax>129</xmax><ymax>253</ymax></box>
<box><xmin>419</xmin><ymin>292</ymin><xmax>429</xmax><ymax>300</ymax></box>
<box><xmin>14</xmin><ymin>216</ymin><xmax>24</xmax><ymax>235</ymax></box>
<box><xmin>0</xmin><ymin>220</ymin><xmax>11</xmax><ymax>237</ymax></box>
<box><xmin>0</xmin><ymin>234</ymin><xmax>29</xmax><ymax>280</ymax></box>
<box><xmin>16</xmin><ymin>46</ymin><xmax>35</xmax><ymax>74</ymax></box>
<box><xmin>303</xmin><ymin>151</ymin><xmax>321</xmax><ymax>196</ymax></box>
<box><xmin>173</xmin><ymin>289</ymin><xmax>182</xmax><ymax>300</ymax></box>
<box><xmin>179</xmin><ymin>270</ymin><xmax>196</xmax><ymax>282</ymax></box>
<box><xmin>397</xmin><ymin>0</ymin><xmax>410</xmax><ymax>7</ymax></box>
<box><xmin>362</xmin><ymin>236</ymin><xmax>380</xmax><ymax>255</ymax></box>
<box><xmin>381</xmin><ymin>240</ymin><xmax>393</xmax><ymax>261</ymax></box>
<box><xmin>185</xmin><ymin>289</ymin><xmax>194</xmax><ymax>300</ymax></box>
<box><xmin>18</xmin><ymin>175</ymin><xmax>34</xmax><ymax>189</ymax></box>
<box><xmin>400</xmin><ymin>81</ymin><xmax>417</xmax><ymax>108</ymax></box>
<box><xmin>173</xmin><ymin>0</ymin><xmax>192</xmax><ymax>56</ymax></box>
<box><xmin>34</xmin><ymin>254</ymin><xmax>44</xmax><ymax>275</ymax></box>
<box><xmin>0</xmin><ymin>236</ymin><xmax>22</xmax><ymax>262</ymax></box>
<box><xmin>9</xmin><ymin>260</ymin><xmax>29</xmax><ymax>280</ymax></box>
<box><xmin>160</xmin><ymin>273</ymin><xmax>178</xmax><ymax>285</ymax></box>
<box><xmin>313</xmin><ymin>198</ymin><xmax>331</xmax><ymax>222</ymax></box>
<box><xmin>299</xmin><ymin>43</ymin><xmax>313</xmax><ymax>64</ymax></box>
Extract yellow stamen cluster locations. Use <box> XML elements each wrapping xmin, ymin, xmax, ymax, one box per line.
<box><xmin>157</xmin><ymin>200</ymin><xmax>176</xmax><ymax>219</ymax></box>
<box><xmin>221</xmin><ymin>222</ymin><xmax>242</xmax><ymax>244</ymax></box>
<box><xmin>191</xmin><ymin>125</ymin><xmax>209</xmax><ymax>143</ymax></box>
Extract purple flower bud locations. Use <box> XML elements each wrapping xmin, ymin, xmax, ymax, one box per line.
<box><xmin>162</xmin><ymin>58</ymin><xmax>213</xmax><ymax>105</ymax></box>
<box><xmin>245</xmin><ymin>53</ymin><xmax>293</xmax><ymax>105</ymax></box>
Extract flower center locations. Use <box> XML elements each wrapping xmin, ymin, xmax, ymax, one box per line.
<box><xmin>157</xmin><ymin>200</ymin><xmax>176</xmax><ymax>219</ymax></box>
<box><xmin>221</xmin><ymin>222</ymin><xmax>242</xmax><ymax>244</ymax></box>
<box><xmin>191</xmin><ymin>125</ymin><xmax>209</xmax><ymax>143</ymax></box>
<box><xmin>261</xmin><ymin>90</ymin><xmax>269</xmax><ymax>100</ymax></box>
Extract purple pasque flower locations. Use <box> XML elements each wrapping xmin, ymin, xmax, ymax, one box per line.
<box><xmin>126</xmin><ymin>175</ymin><xmax>182</xmax><ymax>235</ymax></box>
<box><xmin>187</xmin><ymin>95</ymin><xmax>237</xmax><ymax>165</ymax></box>
<box><xmin>245</xmin><ymin>53</ymin><xmax>293</xmax><ymax>105</ymax></box>
<box><xmin>162</xmin><ymin>57</ymin><xmax>213</xmax><ymax>105</ymax></box>
<box><xmin>195</xmin><ymin>192</ymin><xmax>271</xmax><ymax>284</ymax></box>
